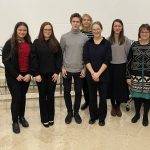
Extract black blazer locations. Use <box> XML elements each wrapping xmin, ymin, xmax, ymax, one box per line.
<box><xmin>2</xmin><ymin>39</ymin><xmax>31</xmax><ymax>78</ymax></box>
<box><xmin>30</xmin><ymin>39</ymin><xmax>62</xmax><ymax>76</ymax></box>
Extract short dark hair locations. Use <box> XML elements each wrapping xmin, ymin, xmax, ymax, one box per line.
<box><xmin>70</xmin><ymin>13</ymin><xmax>82</xmax><ymax>23</ymax></box>
<box><xmin>138</xmin><ymin>24</ymin><xmax>150</xmax><ymax>39</ymax></box>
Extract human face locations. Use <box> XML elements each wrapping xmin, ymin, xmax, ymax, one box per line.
<box><xmin>113</xmin><ymin>22</ymin><xmax>122</xmax><ymax>35</ymax></box>
<box><xmin>92</xmin><ymin>24</ymin><xmax>102</xmax><ymax>38</ymax></box>
<box><xmin>17</xmin><ymin>25</ymin><xmax>27</xmax><ymax>39</ymax></box>
<box><xmin>82</xmin><ymin>16</ymin><xmax>92</xmax><ymax>28</ymax></box>
<box><xmin>71</xmin><ymin>17</ymin><xmax>81</xmax><ymax>31</ymax></box>
<box><xmin>140</xmin><ymin>28</ymin><xmax>150</xmax><ymax>41</ymax></box>
<box><xmin>43</xmin><ymin>25</ymin><xmax>52</xmax><ymax>40</ymax></box>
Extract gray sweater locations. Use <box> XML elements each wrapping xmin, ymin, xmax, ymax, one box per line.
<box><xmin>60</xmin><ymin>30</ymin><xmax>88</xmax><ymax>72</ymax></box>
<box><xmin>111</xmin><ymin>36</ymin><xmax>131</xmax><ymax>64</ymax></box>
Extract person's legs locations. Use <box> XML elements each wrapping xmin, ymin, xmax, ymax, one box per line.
<box><xmin>98</xmin><ymin>82</ymin><xmax>107</xmax><ymax>126</ymax></box>
<box><xmin>73</xmin><ymin>72</ymin><xmax>82</xmax><ymax>124</ymax></box>
<box><xmin>47</xmin><ymin>74</ymin><xmax>56</xmax><ymax>124</ymax></box>
<box><xmin>81</xmin><ymin>78</ymin><xmax>89</xmax><ymax>110</ymax></box>
<box><xmin>131</xmin><ymin>98</ymin><xmax>142</xmax><ymax>123</ymax></box>
<box><xmin>143</xmin><ymin>99</ymin><xmax>150</xmax><ymax>126</ymax></box>
<box><xmin>63</xmin><ymin>72</ymin><xmax>73</xmax><ymax>124</ymax></box>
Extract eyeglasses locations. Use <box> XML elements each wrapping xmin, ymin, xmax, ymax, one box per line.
<box><xmin>140</xmin><ymin>31</ymin><xmax>150</xmax><ymax>34</ymax></box>
<box><xmin>43</xmin><ymin>29</ymin><xmax>52</xmax><ymax>32</ymax></box>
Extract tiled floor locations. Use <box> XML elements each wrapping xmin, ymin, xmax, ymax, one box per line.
<box><xmin>0</xmin><ymin>98</ymin><xmax>150</xmax><ymax>150</ymax></box>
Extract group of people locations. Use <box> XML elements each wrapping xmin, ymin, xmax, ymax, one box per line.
<box><xmin>2</xmin><ymin>13</ymin><xmax>150</xmax><ymax>134</ymax></box>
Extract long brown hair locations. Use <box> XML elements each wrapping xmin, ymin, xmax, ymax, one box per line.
<box><xmin>8</xmin><ymin>22</ymin><xmax>31</xmax><ymax>60</ymax></box>
<box><xmin>38</xmin><ymin>22</ymin><xmax>60</xmax><ymax>53</ymax></box>
<box><xmin>108</xmin><ymin>19</ymin><xmax>125</xmax><ymax>45</ymax></box>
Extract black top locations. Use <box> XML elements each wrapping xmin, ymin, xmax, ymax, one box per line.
<box><xmin>83</xmin><ymin>38</ymin><xmax>112</xmax><ymax>82</ymax></box>
<box><xmin>2</xmin><ymin>39</ymin><xmax>31</xmax><ymax>78</ymax></box>
<box><xmin>30</xmin><ymin>39</ymin><xmax>62</xmax><ymax>76</ymax></box>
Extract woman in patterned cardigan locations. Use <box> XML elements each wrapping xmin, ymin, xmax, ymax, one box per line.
<box><xmin>126</xmin><ymin>24</ymin><xmax>150</xmax><ymax>126</ymax></box>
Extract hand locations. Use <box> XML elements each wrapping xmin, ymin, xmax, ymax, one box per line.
<box><xmin>23</xmin><ymin>74</ymin><xmax>31</xmax><ymax>82</ymax></box>
<box><xmin>52</xmin><ymin>73</ymin><xmax>59</xmax><ymax>82</ymax></box>
<box><xmin>127</xmin><ymin>79</ymin><xmax>131</xmax><ymax>86</ymax></box>
<box><xmin>35</xmin><ymin>75</ymin><xmax>42</xmax><ymax>82</ymax></box>
<box><xmin>16</xmin><ymin>74</ymin><xmax>23</xmax><ymax>81</ymax></box>
<box><xmin>92</xmin><ymin>72</ymin><xmax>100</xmax><ymax>81</ymax></box>
<box><xmin>62</xmin><ymin>67</ymin><xmax>67</xmax><ymax>78</ymax></box>
<box><xmin>80</xmin><ymin>69</ymin><xmax>85</xmax><ymax>78</ymax></box>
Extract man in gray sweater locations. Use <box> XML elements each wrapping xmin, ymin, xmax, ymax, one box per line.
<box><xmin>60</xmin><ymin>13</ymin><xmax>88</xmax><ymax>124</ymax></box>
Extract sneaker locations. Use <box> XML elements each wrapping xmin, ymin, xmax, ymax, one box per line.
<box><xmin>19</xmin><ymin>117</ymin><xmax>29</xmax><ymax>127</ymax></box>
<box><xmin>12</xmin><ymin>122</ymin><xmax>20</xmax><ymax>134</ymax></box>
<box><xmin>74</xmin><ymin>112</ymin><xmax>82</xmax><ymax>124</ymax></box>
<box><xmin>65</xmin><ymin>112</ymin><xmax>73</xmax><ymax>124</ymax></box>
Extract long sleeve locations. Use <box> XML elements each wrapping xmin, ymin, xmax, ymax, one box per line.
<box><xmin>30</xmin><ymin>40</ymin><xmax>40</xmax><ymax>77</ymax></box>
<box><xmin>126</xmin><ymin>45</ymin><xmax>133</xmax><ymax>79</ymax></box>
<box><xmin>103</xmin><ymin>41</ymin><xmax>112</xmax><ymax>66</ymax></box>
<box><xmin>2</xmin><ymin>40</ymin><xmax>19</xmax><ymax>78</ymax></box>
<box><xmin>83</xmin><ymin>41</ymin><xmax>90</xmax><ymax>65</ymax></box>
<box><xmin>55</xmin><ymin>46</ymin><xmax>63</xmax><ymax>74</ymax></box>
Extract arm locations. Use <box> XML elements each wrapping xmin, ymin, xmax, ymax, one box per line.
<box><xmin>2</xmin><ymin>40</ymin><xmax>19</xmax><ymax>78</ymax></box>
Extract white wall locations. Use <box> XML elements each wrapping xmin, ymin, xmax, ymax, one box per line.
<box><xmin>0</xmin><ymin>0</ymin><xmax>150</xmax><ymax>46</ymax></box>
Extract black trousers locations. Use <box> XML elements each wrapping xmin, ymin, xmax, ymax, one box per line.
<box><xmin>134</xmin><ymin>98</ymin><xmax>150</xmax><ymax>117</ymax></box>
<box><xmin>88</xmin><ymin>80</ymin><xmax>108</xmax><ymax>121</ymax></box>
<box><xmin>6</xmin><ymin>73</ymin><xmax>30</xmax><ymax>122</ymax></box>
<box><xmin>63</xmin><ymin>72</ymin><xmax>82</xmax><ymax>113</ymax></box>
<box><xmin>37</xmin><ymin>74</ymin><xmax>56</xmax><ymax>123</ymax></box>
<box><xmin>82</xmin><ymin>77</ymin><xmax>90</xmax><ymax>104</ymax></box>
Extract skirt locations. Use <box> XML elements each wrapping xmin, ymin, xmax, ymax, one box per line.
<box><xmin>108</xmin><ymin>63</ymin><xmax>129</xmax><ymax>103</ymax></box>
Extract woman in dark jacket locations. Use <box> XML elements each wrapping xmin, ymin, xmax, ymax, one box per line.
<box><xmin>30</xmin><ymin>22</ymin><xmax>62</xmax><ymax>127</ymax></box>
<box><xmin>83</xmin><ymin>21</ymin><xmax>112</xmax><ymax>126</ymax></box>
<box><xmin>2</xmin><ymin>22</ymin><xmax>32</xmax><ymax>134</ymax></box>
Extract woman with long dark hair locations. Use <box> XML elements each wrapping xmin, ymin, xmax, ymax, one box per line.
<box><xmin>30</xmin><ymin>22</ymin><xmax>62</xmax><ymax>127</ymax></box>
<box><xmin>108</xmin><ymin>19</ymin><xmax>131</xmax><ymax>117</ymax></box>
<box><xmin>127</xmin><ymin>24</ymin><xmax>150</xmax><ymax>126</ymax></box>
<box><xmin>2</xmin><ymin>22</ymin><xmax>32</xmax><ymax>134</ymax></box>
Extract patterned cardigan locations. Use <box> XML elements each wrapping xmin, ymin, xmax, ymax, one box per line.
<box><xmin>126</xmin><ymin>41</ymin><xmax>150</xmax><ymax>99</ymax></box>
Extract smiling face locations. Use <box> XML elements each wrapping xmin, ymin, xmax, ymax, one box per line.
<box><xmin>113</xmin><ymin>21</ymin><xmax>123</xmax><ymax>35</ymax></box>
<box><xmin>139</xmin><ymin>28</ymin><xmax>150</xmax><ymax>41</ymax></box>
<box><xmin>92</xmin><ymin>23</ymin><xmax>102</xmax><ymax>38</ymax></box>
<box><xmin>43</xmin><ymin>24</ymin><xmax>52</xmax><ymax>40</ymax></box>
<box><xmin>82</xmin><ymin>16</ymin><xmax>92</xmax><ymax>29</ymax></box>
<box><xmin>16</xmin><ymin>25</ymin><xmax>27</xmax><ymax>39</ymax></box>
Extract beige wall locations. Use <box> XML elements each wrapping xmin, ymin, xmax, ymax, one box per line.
<box><xmin>0</xmin><ymin>0</ymin><xmax>150</xmax><ymax>46</ymax></box>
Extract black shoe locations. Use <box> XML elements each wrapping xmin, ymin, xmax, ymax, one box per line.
<box><xmin>65</xmin><ymin>112</ymin><xmax>73</xmax><ymax>124</ymax></box>
<box><xmin>12</xmin><ymin>122</ymin><xmax>20</xmax><ymax>134</ymax></box>
<box><xmin>99</xmin><ymin>121</ymin><xmax>105</xmax><ymax>126</ymax></box>
<box><xmin>89</xmin><ymin>119</ymin><xmax>96</xmax><ymax>124</ymax></box>
<box><xmin>131</xmin><ymin>115</ymin><xmax>140</xmax><ymax>123</ymax></box>
<box><xmin>49</xmin><ymin>121</ymin><xmax>54</xmax><ymax>126</ymax></box>
<box><xmin>42</xmin><ymin>122</ymin><xmax>50</xmax><ymax>128</ymax></box>
<box><xmin>142</xmin><ymin>116</ymin><xmax>149</xmax><ymax>126</ymax></box>
<box><xmin>74</xmin><ymin>113</ymin><xmax>82</xmax><ymax>124</ymax></box>
<box><xmin>19</xmin><ymin>117</ymin><xmax>29</xmax><ymax>127</ymax></box>
<box><xmin>81</xmin><ymin>102</ymin><xmax>88</xmax><ymax>110</ymax></box>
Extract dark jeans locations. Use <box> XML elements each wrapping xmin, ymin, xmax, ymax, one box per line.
<box><xmin>6</xmin><ymin>73</ymin><xmax>30</xmax><ymax>122</ymax></box>
<box><xmin>88</xmin><ymin>80</ymin><xmax>108</xmax><ymax>121</ymax></box>
<box><xmin>134</xmin><ymin>98</ymin><xmax>150</xmax><ymax>117</ymax></box>
<box><xmin>63</xmin><ymin>72</ymin><xmax>82</xmax><ymax>113</ymax></box>
<box><xmin>82</xmin><ymin>77</ymin><xmax>89</xmax><ymax>104</ymax></box>
<box><xmin>37</xmin><ymin>73</ymin><xmax>56</xmax><ymax>123</ymax></box>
